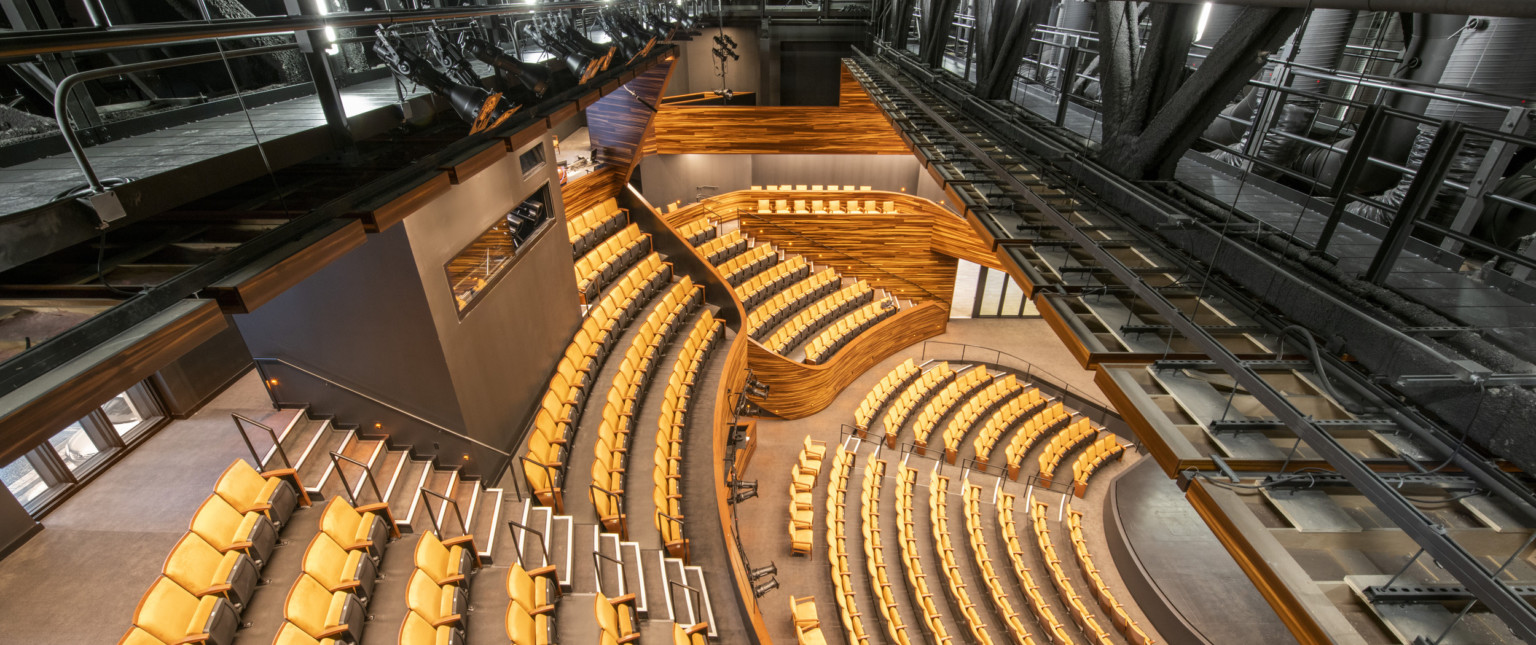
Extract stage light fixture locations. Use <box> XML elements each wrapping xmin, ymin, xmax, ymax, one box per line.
<box><xmin>753</xmin><ymin>579</ymin><xmax>779</xmax><ymax>597</ymax></box>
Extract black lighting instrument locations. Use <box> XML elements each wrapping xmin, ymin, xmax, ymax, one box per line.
<box><xmin>374</xmin><ymin>28</ymin><xmax>521</xmax><ymax>135</ymax></box>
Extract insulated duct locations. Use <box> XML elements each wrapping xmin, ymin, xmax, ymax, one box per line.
<box><xmin>1349</xmin><ymin>17</ymin><xmax>1536</xmax><ymax>225</ymax></box>
<box><xmin>1295</xmin><ymin>13</ymin><xmax>1465</xmax><ymax>191</ymax></box>
<box><xmin>1190</xmin><ymin>3</ymin><xmax>1244</xmax><ymax>67</ymax></box>
<box><xmin>1209</xmin><ymin>9</ymin><xmax>1358</xmax><ymax>164</ymax></box>
<box><xmin>1046</xmin><ymin>0</ymin><xmax>1094</xmax><ymax>86</ymax></box>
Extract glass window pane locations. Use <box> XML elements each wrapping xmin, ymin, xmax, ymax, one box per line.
<box><xmin>1000</xmin><ymin>278</ymin><xmax>1024</xmax><ymax>315</ymax></box>
<box><xmin>104</xmin><ymin>392</ymin><xmax>144</xmax><ymax>437</ymax></box>
<box><xmin>1</xmin><ymin>457</ymin><xmax>49</xmax><ymax>507</ymax></box>
<box><xmin>49</xmin><ymin>420</ymin><xmax>100</xmax><ymax>473</ymax></box>
<box><xmin>445</xmin><ymin>186</ymin><xmax>550</xmax><ymax>315</ymax></box>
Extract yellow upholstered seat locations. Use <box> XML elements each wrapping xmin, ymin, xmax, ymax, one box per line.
<box><xmin>189</xmin><ymin>493</ymin><xmax>277</xmax><ymax>567</ymax></box>
<box><xmin>506</xmin><ymin>563</ymin><xmax>558</xmax><ymax>614</ymax></box>
<box><xmin>406</xmin><ymin>569</ymin><xmax>464</xmax><ymax>630</ymax></box>
<box><xmin>401</xmin><ymin>609</ymin><xmax>463</xmax><ymax>645</ymax></box>
<box><xmin>214</xmin><ymin>458</ymin><xmax>301</xmax><ymax>528</ymax></box>
<box><xmin>271</xmin><ymin>622</ymin><xmax>337</xmax><ymax>645</ymax></box>
<box><xmin>162</xmin><ymin>532</ymin><xmax>259</xmax><ymax>609</ymax></box>
<box><xmin>595</xmin><ymin>592</ymin><xmax>639</xmax><ymax>643</ymax></box>
<box><xmin>301</xmin><ymin>532</ymin><xmax>376</xmax><ymax>604</ymax></box>
<box><xmin>283</xmin><ymin>574</ymin><xmax>366</xmax><ymax>644</ymax></box>
<box><xmin>118</xmin><ymin>627</ymin><xmax>167</xmax><ymax>645</ymax></box>
<box><xmin>506</xmin><ymin>601</ymin><xmax>554</xmax><ymax>645</ymax></box>
<box><xmin>414</xmin><ymin>531</ymin><xmax>477</xmax><ymax>587</ymax></box>
<box><xmin>319</xmin><ymin>497</ymin><xmax>392</xmax><ymax>562</ymax></box>
<box><xmin>133</xmin><ymin>577</ymin><xmax>239</xmax><ymax>645</ymax></box>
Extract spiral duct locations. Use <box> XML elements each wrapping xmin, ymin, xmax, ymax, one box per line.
<box><xmin>1349</xmin><ymin>17</ymin><xmax>1536</xmax><ymax>225</ymax></box>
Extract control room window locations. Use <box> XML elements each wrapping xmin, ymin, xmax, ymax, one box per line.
<box><xmin>1</xmin><ymin>455</ymin><xmax>49</xmax><ymax>508</ymax></box>
<box><xmin>49</xmin><ymin>420</ymin><xmax>101</xmax><ymax>473</ymax></box>
<box><xmin>519</xmin><ymin>144</ymin><xmax>546</xmax><ymax>175</ymax></box>
<box><xmin>445</xmin><ymin>185</ymin><xmax>552</xmax><ymax>316</ymax></box>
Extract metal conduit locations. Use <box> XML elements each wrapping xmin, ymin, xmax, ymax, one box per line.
<box><xmin>1150</xmin><ymin>0</ymin><xmax>1536</xmax><ymax>20</ymax></box>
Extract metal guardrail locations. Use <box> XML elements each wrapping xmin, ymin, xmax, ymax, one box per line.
<box><xmin>329</xmin><ymin>451</ymin><xmax>386</xmax><ymax>507</ymax></box>
<box><xmin>420</xmin><ymin>487</ymin><xmax>469</xmax><ymax>538</ymax></box>
<box><xmin>505</xmin><ymin>518</ymin><xmax>550</xmax><ymax>568</ymax></box>
<box><xmin>232</xmin><ymin>413</ymin><xmax>291</xmax><ymax>471</ymax></box>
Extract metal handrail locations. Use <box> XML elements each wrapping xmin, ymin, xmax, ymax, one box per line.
<box><xmin>232</xmin><ymin>413</ymin><xmax>291</xmax><ymax>471</ymax></box>
<box><xmin>328</xmin><ymin>451</ymin><xmax>385</xmax><ymax>507</ymax></box>
<box><xmin>256</xmin><ymin>357</ymin><xmax>511</xmax><ymax>456</ymax></box>
<box><xmin>420</xmin><ymin>487</ymin><xmax>470</xmax><ymax>539</ymax></box>
<box><xmin>590</xmin><ymin>484</ymin><xmax>628</xmax><ymax>540</ymax></box>
<box><xmin>669</xmin><ymin>579</ymin><xmax>706</xmax><ymax>628</ymax></box>
<box><xmin>919</xmin><ymin>341</ymin><xmax>1116</xmax><ymax>415</ymax></box>
<box><xmin>505</xmin><ymin>518</ymin><xmax>550</xmax><ymax>569</ymax></box>
<box><xmin>592</xmin><ymin>549</ymin><xmax>626</xmax><ymax>597</ymax></box>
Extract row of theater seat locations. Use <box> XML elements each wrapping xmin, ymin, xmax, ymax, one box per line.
<box><xmin>852</xmin><ymin>358</ymin><xmax>921</xmax><ymax>436</ymax></box>
<box><xmin>998</xmin><ymin>493</ymin><xmax>1074</xmax><ymax>645</ymax></box>
<box><xmin>962</xmin><ymin>482</ymin><xmax>1036</xmax><ymax>645</ymax></box>
<box><xmin>718</xmin><ymin>243</ymin><xmax>779</xmax><ymax>286</ymax></box>
<box><xmin>525</xmin><ymin>253</ymin><xmax>672</xmax><ymax>510</ymax></box>
<box><xmin>1066</xmin><ymin>510</ymin><xmax>1155</xmax><ymax>645</ymax></box>
<box><xmin>859</xmin><ymin>456</ymin><xmax>914</xmax><ymax>645</ymax></box>
<box><xmin>575</xmin><ymin>223</ymin><xmax>652</xmax><ymax>302</ymax></box>
<box><xmin>677</xmin><ymin>217</ymin><xmax>717</xmax><ymax>247</ymax></box>
<box><xmin>591</xmin><ymin>277</ymin><xmax>703</xmax><ymax>534</ymax></box>
<box><xmin>595</xmin><ymin>591</ymin><xmax>641</xmax><ymax>644</ymax></box>
<box><xmin>738</xmin><ymin>255</ymin><xmax>810</xmax><ymax>310</ymax></box>
<box><xmin>273</xmin><ymin>498</ymin><xmax>395</xmax><ymax>645</ymax></box>
<box><xmin>939</xmin><ymin>374</ymin><xmax>1024</xmax><ymax>464</ymax></box>
<box><xmin>913</xmin><ymin>366</ymin><xmax>994</xmax><ymax>451</ymax></box>
<box><xmin>1071</xmin><ymin>436</ymin><xmax>1126</xmax><ymax>498</ymax></box>
<box><xmin>653</xmin><ymin>311</ymin><xmax>724</xmax><ymax>560</ymax></box>
<box><xmin>882</xmin><ymin>362</ymin><xmax>955</xmax><ymax>448</ymax></box>
<box><xmin>1030</xmin><ymin>501</ymin><xmax>1116</xmax><ymax>645</ymax></box>
<box><xmin>787</xmin><ymin>436</ymin><xmax>827</xmax><ymax>557</ymax></box>
<box><xmin>1037</xmin><ymin>420</ymin><xmax>1098</xmax><ymax>488</ymax></box>
<box><xmin>121</xmin><ymin>460</ymin><xmax>305</xmax><ymax>645</ymax></box>
<box><xmin>927</xmin><ymin>470</ymin><xmax>994</xmax><ymax>645</ymax></box>
<box><xmin>568</xmin><ymin>198</ymin><xmax>629</xmax><ymax>258</ymax></box>
<box><xmin>821</xmin><ymin>446</ymin><xmax>871</xmax><ymax>645</ymax></box>
<box><xmin>805</xmin><ymin>300</ymin><xmax>898</xmax><ymax>365</ymax></box>
<box><xmin>791</xmin><ymin>595</ymin><xmax>831</xmax><ymax>645</ymax></box>
<box><xmin>1002</xmin><ymin>403</ymin><xmax>1072</xmax><ymax>481</ymax></box>
<box><xmin>504</xmin><ymin>562</ymin><xmax>561</xmax><ymax>645</ymax></box>
<box><xmin>744</xmin><ymin>268</ymin><xmax>840</xmax><ymax>339</ymax></box>
<box><xmin>895</xmin><ymin>465</ymin><xmax>954</xmax><ymax>644</ymax></box>
<box><xmin>698</xmin><ymin>230</ymin><xmax>748</xmax><ymax>265</ymax></box>
<box><xmin>764</xmin><ymin>281</ymin><xmax>875</xmax><ymax>354</ymax></box>
<box><xmin>400</xmin><ymin>531</ymin><xmax>479</xmax><ymax>645</ymax></box>
<box><xmin>754</xmin><ymin>184</ymin><xmax>873</xmax><ymax>191</ymax></box>
<box><xmin>755</xmin><ymin>199</ymin><xmax>900</xmax><ymax>215</ymax></box>
<box><xmin>972</xmin><ymin>390</ymin><xmax>1049</xmax><ymax>468</ymax></box>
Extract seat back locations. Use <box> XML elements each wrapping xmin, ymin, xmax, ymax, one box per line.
<box><xmin>406</xmin><ymin>569</ymin><xmax>454</xmax><ymax>624</ymax></box>
<box><xmin>214</xmin><ymin>459</ymin><xmax>267</xmax><ymax>510</ymax></box>
<box><xmin>302</xmin><ymin>533</ymin><xmax>354</xmax><ymax>590</ymax></box>
<box><xmin>134</xmin><ymin>577</ymin><xmax>202</xmax><ymax>643</ymax></box>
<box><xmin>401</xmin><ymin>610</ymin><xmax>442</xmax><ymax>645</ymax></box>
<box><xmin>190</xmin><ymin>494</ymin><xmax>246</xmax><ymax>547</ymax></box>
<box><xmin>319</xmin><ymin>498</ymin><xmax>363</xmax><ymax>545</ymax></box>
<box><xmin>273</xmin><ymin>622</ymin><xmax>323</xmax><ymax>645</ymax></box>
<box><xmin>162</xmin><ymin>533</ymin><xmax>225</xmax><ymax>593</ymax></box>
<box><xmin>414</xmin><ymin>532</ymin><xmax>455</xmax><ymax>582</ymax></box>
<box><xmin>118</xmin><ymin>627</ymin><xmax>166</xmax><ymax>645</ymax></box>
<box><xmin>284</xmin><ymin>574</ymin><xmax>337</xmax><ymax>638</ymax></box>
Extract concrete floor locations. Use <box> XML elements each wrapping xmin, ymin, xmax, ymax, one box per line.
<box><xmin>0</xmin><ymin>369</ymin><xmax>293</xmax><ymax>645</ymax></box>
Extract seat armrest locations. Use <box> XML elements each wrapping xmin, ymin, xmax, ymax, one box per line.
<box><xmin>243</xmin><ymin>502</ymin><xmax>272</xmax><ymax>513</ymax></box>
<box><xmin>218</xmin><ymin>541</ymin><xmax>253</xmax><ymax>553</ymax></box>
<box><xmin>317</xmin><ymin>625</ymin><xmax>351</xmax><ymax>639</ymax></box>
<box><xmin>261</xmin><ymin>468</ymin><xmax>297</xmax><ymax>479</ymax></box>
<box><xmin>684</xmin><ymin>623</ymin><xmax>709</xmax><ymax>636</ymax></box>
<box><xmin>441</xmin><ymin>535</ymin><xmax>476</xmax><ymax>547</ymax></box>
<box><xmin>527</xmin><ymin>565</ymin><xmax>558</xmax><ymax>578</ymax></box>
<box><xmin>609</xmin><ymin>593</ymin><xmax>638</xmax><ymax>606</ymax></box>
<box><xmin>196</xmin><ymin>583</ymin><xmax>233</xmax><ymax>597</ymax></box>
<box><xmin>440</xmin><ymin>574</ymin><xmax>467</xmax><ymax>585</ymax></box>
<box><xmin>343</xmin><ymin>539</ymin><xmax>373</xmax><ymax>550</ymax></box>
<box><xmin>172</xmin><ymin>634</ymin><xmax>211</xmax><ymax>645</ymax></box>
<box><xmin>531</xmin><ymin>605</ymin><xmax>557</xmax><ymax>616</ymax></box>
<box><xmin>355</xmin><ymin>502</ymin><xmax>390</xmax><ymax>514</ymax></box>
<box><xmin>327</xmin><ymin>580</ymin><xmax>363</xmax><ymax>592</ymax></box>
<box><xmin>431</xmin><ymin>614</ymin><xmax>462</xmax><ymax>628</ymax></box>
<box><xmin>618</xmin><ymin>635</ymin><xmax>641</xmax><ymax>644</ymax></box>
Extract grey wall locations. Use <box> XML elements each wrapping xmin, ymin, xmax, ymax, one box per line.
<box><xmin>402</xmin><ymin>135</ymin><xmax>581</xmax><ymax>456</ymax></box>
<box><xmin>637</xmin><ymin>153</ymin><xmax>924</xmax><ymax>209</ymax></box>
<box><xmin>668</xmin><ymin>27</ymin><xmax>761</xmax><ymax>97</ymax></box>
<box><xmin>150</xmin><ymin>320</ymin><xmax>253</xmax><ymax>418</ymax></box>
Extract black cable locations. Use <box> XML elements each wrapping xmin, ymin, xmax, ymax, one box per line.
<box><xmin>95</xmin><ymin>228</ymin><xmax>136</xmax><ymax>297</ymax></box>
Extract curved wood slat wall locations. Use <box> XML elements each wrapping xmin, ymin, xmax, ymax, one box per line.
<box><xmin>745</xmin><ymin>301</ymin><xmax>949</xmax><ymax>419</ymax></box>
<box><xmin>561</xmin><ymin>166</ymin><xmax>629</xmax><ymax>219</ymax></box>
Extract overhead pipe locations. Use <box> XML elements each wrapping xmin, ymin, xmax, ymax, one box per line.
<box><xmin>1349</xmin><ymin>17</ymin><xmax>1536</xmax><ymax>225</ymax></box>
<box><xmin>1294</xmin><ymin>12</ymin><xmax>1465</xmax><ymax>191</ymax></box>
<box><xmin>1148</xmin><ymin>0</ymin><xmax>1536</xmax><ymax>20</ymax></box>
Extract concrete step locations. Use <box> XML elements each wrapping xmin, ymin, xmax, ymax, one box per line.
<box><xmin>468</xmin><ymin>486</ymin><xmax>504</xmax><ymax>564</ymax></box>
<box><xmin>258</xmin><ymin>407</ymin><xmax>308</xmax><ymax>472</ymax></box>
<box><xmin>388</xmin><ymin>459</ymin><xmax>433</xmax><ymax>533</ymax></box>
<box><xmin>683</xmin><ymin>565</ymin><xmax>717</xmax><ymax>638</ymax></box>
<box><xmin>551</xmin><ymin>513</ymin><xmax>573</xmax><ymax>592</ymax></box>
<box><xmin>641</xmin><ymin>548</ymin><xmax>672</xmax><ymax>622</ymax></box>
<box><xmin>620</xmin><ymin>540</ymin><xmax>646</xmax><ymax>618</ymax></box>
<box><xmin>595</xmin><ymin>532</ymin><xmax>624</xmax><ymax>598</ymax></box>
<box><xmin>294</xmin><ymin>420</ymin><xmax>341</xmax><ymax>495</ymax></box>
<box><xmin>572</xmin><ymin>523</ymin><xmax>599</xmax><ymax>593</ymax></box>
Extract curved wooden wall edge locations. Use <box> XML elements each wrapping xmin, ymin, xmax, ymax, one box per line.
<box><xmin>745</xmin><ymin>301</ymin><xmax>950</xmax><ymax>419</ymax></box>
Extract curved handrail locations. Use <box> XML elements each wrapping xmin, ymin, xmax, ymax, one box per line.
<box><xmin>918</xmin><ymin>340</ymin><xmax>1118</xmax><ymax>420</ymax></box>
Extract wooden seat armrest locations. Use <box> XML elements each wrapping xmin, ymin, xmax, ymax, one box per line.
<box><xmin>218</xmin><ymin>541</ymin><xmax>253</xmax><ymax>553</ymax></box>
<box><xmin>430</xmin><ymin>614</ymin><xmax>462</xmax><ymax>628</ymax></box>
<box><xmin>260</xmin><ymin>468</ymin><xmax>297</xmax><ymax>479</ymax></box>
<box><xmin>531</xmin><ymin>604</ymin><xmax>557</xmax><ymax>616</ymax></box>
<box><xmin>172</xmin><ymin>634</ymin><xmax>212</xmax><ymax>645</ymax></box>
<box><xmin>609</xmin><ymin>593</ymin><xmax>638</xmax><ymax>606</ymax></box>
<box><xmin>316</xmin><ymin>625</ymin><xmax>351</xmax><ymax>639</ymax></box>
<box><xmin>440</xmin><ymin>574</ymin><xmax>467</xmax><ymax>585</ymax></box>
<box><xmin>343</xmin><ymin>539</ymin><xmax>373</xmax><ymax>550</ymax></box>
<box><xmin>196</xmin><ymin>583</ymin><xmax>233</xmax><ymax>597</ymax></box>
<box><xmin>355</xmin><ymin>502</ymin><xmax>390</xmax><ymax>514</ymax></box>
<box><xmin>527</xmin><ymin>564</ymin><xmax>558</xmax><ymax>578</ymax></box>
<box><xmin>684</xmin><ymin>623</ymin><xmax>709</xmax><ymax>636</ymax></box>
<box><xmin>617</xmin><ymin>635</ymin><xmax>641</xmax><ymax>645</ymax></box>
<box><xmin>441</xmin><ymin>535</ymin><xmax>476</xmax><ymax>547</ymax></box>
<box><xmin>328</xmin><ymin>580</ymin><xmax>363</xmax><ymax>592</ymax></box>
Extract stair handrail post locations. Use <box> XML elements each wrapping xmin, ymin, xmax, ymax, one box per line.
<box><xmin>328</xmin><ymin>451</ymin><xmax>386</xmax><ymax>506</ymax></box>
<box><xmin>592</xmin><ymin>549</ymin><xmax>627</xmax><ymax>597</ymax></box>
<box><xmin>668</xmin><ymin>579</ymin><xmax>705</xmax><ymax>630</ymax></box>
<box><xmin>419</xmin><ymin>487</ymin><xmax>470</xmax><ymax>538</ymax></box>
<box><xmin>232</xmin><ymin>413</ymin><xmax>291</xmax><ymax>470</ymax></box>
<box><xmin>589</xmin><ymin>484</ymin><xmax>628</xmax><ymax>540</ymax></box>
<box><xmin>505</xmin><ymin>518</ymin><xmax>551</xmax><ymax>570</ymax></box>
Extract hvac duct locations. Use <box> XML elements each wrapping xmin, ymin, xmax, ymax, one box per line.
<box><xmin>1206</xmin><ymin>9</ymin><xmax>1358</xmax><ymax>161</ymax></box>
<box><xmin>1295</xmin><ymin>13</ymin><xmax>1464</xmax><ymax>192</ymax></box>
<box><xmin>1190</xmin><ymin>4</ymin><xmax>1244</xmax><ymax>66</ymax></box>
<box><xmin>1046</xmin><ymin>0</ymin><xmax>1094</xmax><ymax>86</ymax></box>
<box><xmin>1349</xmin><ymin>17</ymin><xmax>1536</xmax><ymax>226</ymax></box>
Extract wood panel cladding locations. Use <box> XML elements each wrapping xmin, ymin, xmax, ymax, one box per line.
<box><xmin>745</xmin><ymin>301</ymin><xmax>948</xmax><ymax>419</ymax></box>
<box><xmin>207</xmin><ymin>219</ymin><xmax>367</xmax><ymax>314</ymax></box>
<box><xmin>586</xmin><ymin>61</ymin><xmax>675</xmax><ymax>178</ymax></box>
<box><xmin>662</xmin><ymin>189</ymin><xmax>1003</xmax><ymax>303</ymax></box>
<box><xmin>646</xmin><ymin>62</ymin><xmax>907</xmax><ymax>155</ymax></box>
<box><xmin>710</xmin><ymin>331</ymin><xmax>773</xmax><ymax>643</ymax></box>
<box><xmin>561</xmin><ymin>166</ymin><xmax>628</xmax><ymax>219</ymax></box>
<box><xmin>0</xmin><ymin>300</ymin><xmax>227</xmax><ymax>465</ymax></box>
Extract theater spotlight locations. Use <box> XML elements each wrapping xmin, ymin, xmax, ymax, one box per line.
<box><xmin>729</xmin><ymin>480</ymin><xmax>758</xmax><ymax>504</ymax></box>
<box><xmin>749</xmin><ymin>562</ymin><xmax>778</xmax><ymax>581</ymax></box>
<box><xmin>753</xmin><ymin>579</ymin><xmax>780</xmax><ymax>597</ymax></box>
